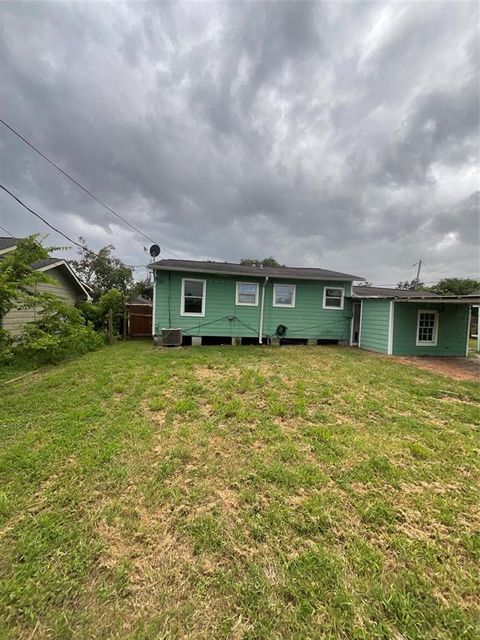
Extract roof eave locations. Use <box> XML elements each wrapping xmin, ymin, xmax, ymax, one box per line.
<box><xmin>353</xmin><ymin>294</ymin><xmax>479</xmax><ymax>303</ymax></box>
<box><xmin>396</xmin><ymin>296</ymin><xmax>480</xmax><ymax>304</ymax></box>
<box><xmin>150</xmin><ymin>264</ymin><xmax>365</xmax><ymax>282</ymax></box>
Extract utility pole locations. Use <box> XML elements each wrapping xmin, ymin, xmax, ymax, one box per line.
<box><xmin>413</xmin><ymin>259</ymin><xmax>422</xmax><ymax>290</ymax></box>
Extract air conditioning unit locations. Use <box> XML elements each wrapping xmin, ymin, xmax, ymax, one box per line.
<box><xmin>161</xmin><ymin>328</ymin><xmax>183</xmax><ymax>347</ymax></box>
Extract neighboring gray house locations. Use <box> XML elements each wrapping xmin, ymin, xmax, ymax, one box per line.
<box><xmin>0</xmin><ymin>237</ymin><xmax>91</xmax><ymax>336</ymax></box>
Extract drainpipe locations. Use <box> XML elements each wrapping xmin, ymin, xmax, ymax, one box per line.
<box><xmin>258</xmin><ymin>276</ymin><xmax>269</xmax><ymax>344</ymax></box>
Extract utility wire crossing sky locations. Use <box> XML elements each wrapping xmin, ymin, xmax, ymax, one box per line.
<box><xmin>0</xmin><ymin>1</ymin><xmax>478</xmax><ymax>284</ymax></box>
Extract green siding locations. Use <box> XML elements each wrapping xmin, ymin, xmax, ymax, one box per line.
<box><xmin>359</xmin><ymin>299</ymin><xmax>391</xmax><ymax>354</ymax></box>
<box><xmin>393</xmin><ymin>302</ymin><xmax>469</xmax><ymax>356</ymax></box>
<box><xmin>154</xmin><ymin>271</ymin><xmax>353</xmax><ymax>341</ymax></box>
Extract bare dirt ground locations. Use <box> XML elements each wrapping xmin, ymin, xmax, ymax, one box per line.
<box><xmin>395</xmin><ymin>355</ymin><xmax>480</xmax><ymax>382</ymax></box>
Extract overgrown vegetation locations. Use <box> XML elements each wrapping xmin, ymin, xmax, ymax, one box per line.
<box><xmin>71</xmin><ymin>238</ymin><xmax>134</xmax><ymax>301</ymax></box>
<box><xmin>15</xmin><ymin>298</ymin><xmax>103</xmax><ymax>364</ymax></box>
<box><xmin>1</xmin><ymin>343</ymin><xmax>478</xmax><ymax>639</ymax></box>
<box><xmin>0</xmin><ymin>236</ymin><xmax>102</xmax><ymax>366</ymax></box>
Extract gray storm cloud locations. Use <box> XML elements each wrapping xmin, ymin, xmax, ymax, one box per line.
<box><xmin>0</xmin><ymin>0</ymin><xmax>478</xmax><ymax>285</ymax></box>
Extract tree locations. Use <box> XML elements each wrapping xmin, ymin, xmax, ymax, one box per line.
<box><xmin>129</xmin><ymin>277</ymin><xmax>153</xmax><ymax>301</ymax></box>
<box><xmin>240</xmin><ymin>256</ymin><xmax>285</xmax><ymax>267</ymax></box>
<box><xmin>356</xmin><ymin>281</ymin><xmax>372</xmax><ymax>287</ymax></box>
<box><xmin>429</xmin><ymin>278</ymin><xmax>480</xmax><ymax>296</ymax></box>
<box><xmin>396</xmin><ymin>279</ymin><xmax>425</xmax><ymax>291</ymax></box>
<box><xmin>71</xmin><ymin>239</ymin><xmax>133</xmax><ymax>301</ymax></box>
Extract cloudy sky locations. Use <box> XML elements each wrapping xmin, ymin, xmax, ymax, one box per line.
<box><xmin>0</xmin><ymin>1</ymin><xmax>478</xmax><ymax>285</ymax></box>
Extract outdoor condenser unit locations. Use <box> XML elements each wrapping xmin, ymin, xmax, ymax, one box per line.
<box><xmin>161</xmin><ymin>328</ymin><xmax>183</xmax><ymax>347</ymax></box>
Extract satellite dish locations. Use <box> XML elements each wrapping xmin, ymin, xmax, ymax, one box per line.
<box><xmin>149</xmin><ymin>244</ymin><xmax>161</xmax><ymax>258</ymax></box>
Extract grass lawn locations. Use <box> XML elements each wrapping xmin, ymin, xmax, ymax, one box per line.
<box><xmin>1</xmin><ymin>342</ymin><xmax>479</xmax><ymax>639</ymax></box>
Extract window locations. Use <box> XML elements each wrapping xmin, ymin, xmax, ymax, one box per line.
<box><xmin>181</xmin><ymin>278</ymin><xmax>206</xmax><ymax>316</ymax></box>
<box><xmin>416</xmin><ymin>310</ymin><xmax>438</xmax><ymax>346</ymax></box>
<box><xmin>273</xmin><ymin>284</ymin><xmax>296</xmax><ymax>307</ymax></box>
<box><xmin>236</xmin><ymin>282</ymin><xmax>259</xmax><ymax>306</ymax></box>
<box><xmin>323</xmin><ymin>287</ymin><xmax>344</xmax><ymax>309</ymax></box>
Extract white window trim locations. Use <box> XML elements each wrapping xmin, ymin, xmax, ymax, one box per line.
<box><xmin>416</xmin><ymin>309</ymin><xmax>439</xmax><ymax>346</ymax></box>
<box><xmin>322</xmin><ymin>286</ymin><xmax>345</xmax><ymax>310</ymax></box>
<box><xmin>181</xmin><ymin>277</ymin><xmax>206</xmax><ymax>317</ymax></box>
<box><xmin>235</xmin><ymin>281</ymin><xmax>259</xmax><ymax>306</ymax></box>
<box><xmin>273</xmin><ymin>283</ymin><xmax>296</xmax><ymax>308</ymax></box>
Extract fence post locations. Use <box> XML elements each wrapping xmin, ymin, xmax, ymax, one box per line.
<box><xmin>108</xmin><ymin>308</ymin><xmax>113</xmax><ymax>345</ymax></box>
<box><xmin>123</xmin><ymin>309</ymin><xmax>128</xmax><ymax>340</ymax></box>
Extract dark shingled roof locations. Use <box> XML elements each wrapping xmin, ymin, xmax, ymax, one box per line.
<box><xmin>353</xmin><ymin>286</ymin><xmax>440</xmax><ymax>299</ymax></box>
<box><xmin>127</xmin><ymin>295</ymin><xmax>153</xmax><ymax>306</ymax></box>
<box><xmin>151</xmin><ymin>259</ymin><xmax>365</xmax><ymax>281</ymax></box>
<box><xmin>30</xmin><ymin>257</ymin><xmax>63</xmax><ymax>270</ymax></box>
<box><xmin>0</xmin><ymin>236</ymin><xmax>19</xmax><ymax>250</ymax></box>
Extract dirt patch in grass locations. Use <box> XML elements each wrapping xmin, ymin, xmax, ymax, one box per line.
<box><xmin>195</xmin><ymin>365</ymin><xmax>241</xmax><ymax>381</ymax></box>
<box><xmin>395</xmin><ymin>355</ymin><xmax>480</xmax><ymax>381</ymax></box>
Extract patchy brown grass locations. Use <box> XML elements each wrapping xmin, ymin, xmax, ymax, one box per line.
<box><xmin>1</xmin><ymin>342</ymin><xmax>479</xmax><ymax>639</ymax></box>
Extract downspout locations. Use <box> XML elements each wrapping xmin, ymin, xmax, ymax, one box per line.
<box><xmin>258</xmin><ymin>276</ymin><xmax>269</xmax><ymax>344</ymax></box>
<box><xmin>151</xmin><ymin>269</ymin><xmax>156</xmax><ymax>338</ymax></box>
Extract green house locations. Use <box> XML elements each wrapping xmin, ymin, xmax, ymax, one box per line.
<box><xmin>151</xmin><ymin>260</ymin><xmax>478</xmax><ymax>356</ymax></box>
<box><xmin>351</xmin><ymin>286</ymin><xmax>477</xmax><ymax>357</ymax></box>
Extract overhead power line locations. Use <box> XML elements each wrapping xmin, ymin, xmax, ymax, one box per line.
<box><xmin>0</xmin><ymin>224</ymin><xmax>14</xmax><ymax>237</ymax></box>
<box><xmin>0</xmin><ymin>116</ymin><xmax>179</xmax><ymax>258</ymax></box>
<box><xmin>0</xmin><ymin>183</ymin><xmax>145</xmax><ymax>269</ymax></box>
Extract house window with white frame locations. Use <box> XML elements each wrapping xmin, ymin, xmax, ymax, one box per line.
<box><xmin>181</xmin><ymin>278</ymin><xmax>206</xmax><ymax>316</ymax></box>
<box><xmin>323</xmin><ymin>286</ymin><xmax>344</xmax><ymax>309</ymax></box>
<box><xmin>236</xmin><ymin>282</ymin><xmax>259</xmax><ymax>306</ymax></box>
<box><xmin>416</xmin><ymin>310</ymin><xmax>438</xmax><ymax>345</ymax></box>
<box><xmin>273</xmin><ymin>284</ymin><xmax>296</xmax><ymax>307</ymax></box>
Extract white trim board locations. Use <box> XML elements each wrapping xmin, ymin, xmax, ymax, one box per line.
<box><xmin>465</xmin><ymin>306</ymin><xmax>471</xmax><ymax>357</ymax></box>
<box><xmin>0</xmin><ymin>244</ymin><xmax>17</xmax><ymax>256</ymax></box>
<box><xmin>387</xmin><ymin>301</ymin><xmax>394</xmax><ymax>355</ymax></box>
<box><xmin>358</xmin><ymin>300</ymin><xmax>363</xmax><ymax>348</ymax></box>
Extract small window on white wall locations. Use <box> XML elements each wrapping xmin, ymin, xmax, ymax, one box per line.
<box><xmin>323</xmin><ymin>287</ymin><xmax>344</xmax><ymax>309</ymax></box>
<box><xmin>236</xmin><ymin>282</ymin><xmax>259</xmax><ymax>306</ymax></box>
<box><xmin>273</xmin><ymin>284</ymin><xmax>296</xmax><ymax>307</ymax></box>
<box><xmin>416</xmin><ymin>310</ymin><xmax>438</xmax><ymax>345</ymax></box>
<box><xmin>181</xmin><ymin>278</ymin><xmax>206</xmax><ymax>316</ymax></box>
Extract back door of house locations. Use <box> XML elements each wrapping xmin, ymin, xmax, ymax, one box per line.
<box><xmin>352</xmin><ymin>302</ymin><xmax>361</xmax><ymax>345</ymax></box>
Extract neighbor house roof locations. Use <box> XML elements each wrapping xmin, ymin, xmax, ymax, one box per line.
<box><xmin>0</xmin><ymin>236</ymin><xmax>19</xmax><ymax>252</ymax></box>
<box><xmin>150</xmin><ymin>259</ymin><xmax>365</xmax><ymax>282</ymax></box>
<box><xmin>126</xmin><ymin>296</ymin><xmax>153</xmax><ymax>306</ymax></box>
<box><xmin>353</xmin><ymin>286</ymin><xmax>440</xmax><ymax>299</ymax></box>
<box><xmin>30</xmin><ymin>257</ymin><xmax>64</xmax><ymax>270</ymax></box>
<box><xmin>353</xmin><ymin>286</ymin><xmax>480</xmax><ymax>304</ymax></box>
<box><xmin>0</xmin><ymin>239</ymin><xmax>91</xmax><ymax>299</ymax></box>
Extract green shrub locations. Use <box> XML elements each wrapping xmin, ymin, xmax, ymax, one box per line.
<box><xmin>77</xmin><ymin>288</ymin><xmax>125</xmax><ymax>335</ymax></box>
<box><xmin>77</xmin><ymin>300</ymin><xmax>105</xmax><ymax>331</ymax></box>
<box><xmin>0</xmin><ymin>328</ymin><xmax>14</xmax><ymax>366</ymax></box>
<box><xmin>16</xmin><ymin>298</ymin><xmax>104</xmax><ymax>364</ymax></box>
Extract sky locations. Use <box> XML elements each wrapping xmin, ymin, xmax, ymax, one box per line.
<box><xmin>0</xmin><ymin>0</ymin><xmax>478</xmax><ymax>286</ymax></box>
